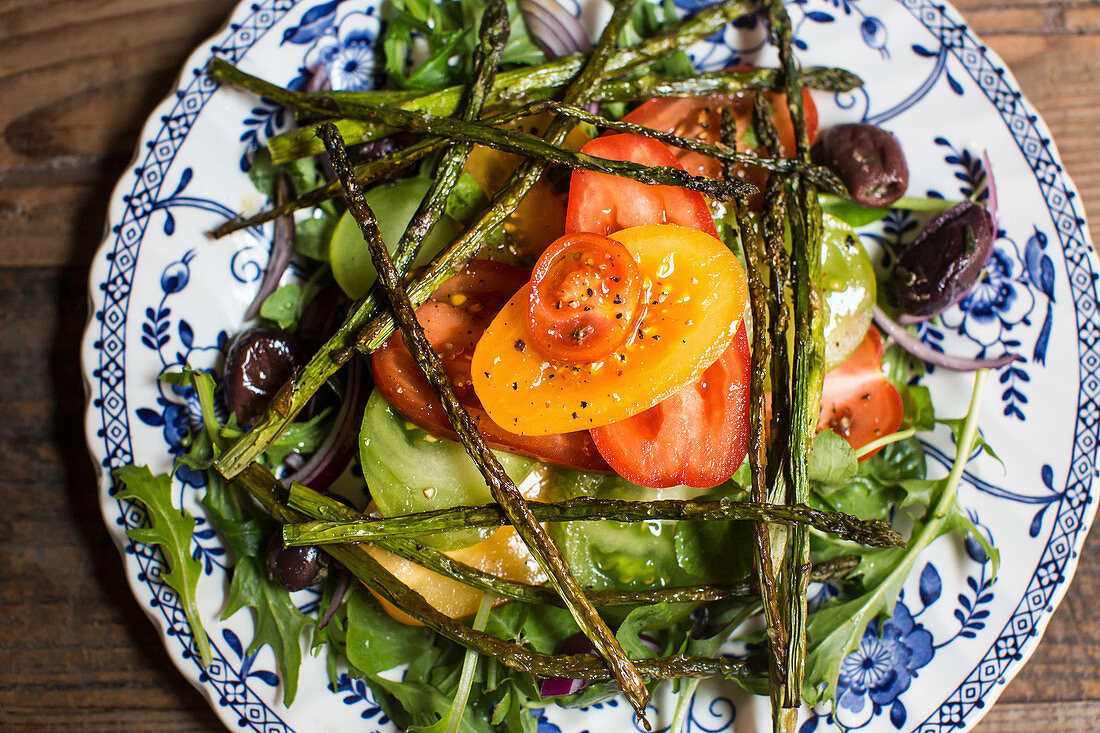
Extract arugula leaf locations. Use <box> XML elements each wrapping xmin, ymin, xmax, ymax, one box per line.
<box><xmin>295</xmin><ymin>216</ymin><xmax>334</xmax><ymax>261</ymax></box>
<box><xmin>414</xmin><ymin>593</ymin><xmax>494</xmax><ymax>733</ymax></box>
<box><xmin>261</xmin><ymin>407</ymin><xmax>332</xmax><ymax>467</ymax></box>
<box><xmin>819</xmin><ymin>197</ymin><xmax>891</xmax><ymax>228</ymax></box>
<box><xmin>370</xmin><ymin>674</ymin><xmax>493</xmax><ymax>733</ymax></box>
<box><xmin>345</xmin><ymin>586</ymin><xmax>435</xmax><ymax>675</ymax></box>
<box><xmin>222</xmin><ymin>556</ymin><xmax>312</xmax><ymax>706</ymax></box>
<box><xmin>615</xmin><ymin>602</ymin><xmax>695</xmax><ymax>659</ymax></box>
<box><xmin>808</xmin><ymin>429</ymin><xmax>858</xmax><ymax>488</ymax></box>
<box><xmin>383</xmin><ymin>0</ymin><xmax>544</xmax><ymax>90</ymax></box>
<box><xmin>803</xmin><ymin>370</ymin><xmax>991</xmax><ymax>703</ymax></box>
<box><xmin>114</xmin><ymin>466</ymin><xmax>213</xmax><ymax>667</ymax></box>
<box><xmin>200</xmin><ymin>472</ymin><xmax>268</xmax><ymax>559</ymax></box>
<box><xmin>260</xmin><ymin>283</ymin><xmax>305</xmax><ymax>329</ymax></box>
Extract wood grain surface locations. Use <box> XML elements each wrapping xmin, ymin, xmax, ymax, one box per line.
<box><xmin>0</xmin><ymin>0</ymin><xmax>1096</xmax><ymax>731</ymax></box>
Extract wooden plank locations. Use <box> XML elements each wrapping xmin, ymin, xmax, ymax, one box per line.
<box><xmin>0</xmin><ymin>267</ymin><xmax>221</xmax><ymax>733</ymax></box>
<box><xmin>977</xmin><ymin>700</ymin><xmax>1100</xmax><ymax>732</ymax></box>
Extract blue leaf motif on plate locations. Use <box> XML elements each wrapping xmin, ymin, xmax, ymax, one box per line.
<box><xmin>282</xmin><ymin>0</ymin><xmax>344</xmax><ymax>45</ymax></box>
<box><xmin>919</xmin><ymin>563</ymin><xmax>942</xmax><ymax>607</ymax></box>
<box><xmin>1024</xmin><ymin>227</ymin><xmax>1056</xmax><ymax>363</ymax></box>
<box><xmin>331</xmin><ymin>673</ymin><xmax>390</xmax><ymax>723</ymax></box>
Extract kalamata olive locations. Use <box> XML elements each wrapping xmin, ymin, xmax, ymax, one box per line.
<box><xmin>317</xmin><ymin>132</ymin><xmax>419</xmax><ymax>185</ymax></box>
<box><xmin>886</xmin><ymin>201</ymin><xmax>995</xmax><ymax>318</ymax></box>
<box><xmin>812</xmin><ymin>123</ymin><xmax>909</xmax><ymax>207</ymax></box>
<box><xmin>267</xmin><ymin>543</ymin><xmax>324</xmax><ymax>592</ymax></box>
<box><xmin>223</xmin><ymin>327</ymin><xmax>299</xmax><ymax>426</ymax></box>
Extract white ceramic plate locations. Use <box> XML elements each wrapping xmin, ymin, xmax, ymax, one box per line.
<box><xmin>82</xmin><ymin>1</ymin><xmax>1098</xmax><ymax>731</ymax></box>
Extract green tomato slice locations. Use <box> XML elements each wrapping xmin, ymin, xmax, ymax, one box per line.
<box><xmin>820</xmin><ymin>213</ymin><xmax>876</xmax><ymax>371</ymax></box>
<box><xmin>330</xmin><ymin>176</ymin><xmax>460</xmax><ymax>299</ymax></box>
<box><xmin>359</xmin><ymin>388</ymin><xmax>535</xmax><ymax>551</ymax></box>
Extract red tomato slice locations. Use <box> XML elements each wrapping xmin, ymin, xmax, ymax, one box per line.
<box><xmin>564</xmin><ymin>134</ymin><xmax>720</xmax><ymax>238</ymax></box>
<box><xmin>372</xmin><ymin>260</ymin><xmax>610</xmax><ymax>471</ymax></box>
<box><xmin>526</xmin><ymin>232</ymin><xmax>644</xmax><ymax>363</ymax></box>
<box><xmin>590</xmin><ymin>323</ymin><xmax>751</xmax><ymax>488</ymax></box>
<box><xmin>621</xmin><ymin>80</ymin><xmax>818</xmax><ymax>207</ymax></box>
<box><xmin>817</xmin><ymin>328</ymin><xmax>904</xmax><ymax>460</ymax></box>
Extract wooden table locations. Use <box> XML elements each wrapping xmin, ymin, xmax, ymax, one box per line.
<box><xmin>1</xmin><ymin>1</ymin><xmax>1096</xmax><ymax>730</ymax></box>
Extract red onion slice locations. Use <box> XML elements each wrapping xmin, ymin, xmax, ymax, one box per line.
<box><xmin>519</xmin><ymin>0</ymin><xmax>591</xmax><ymax>59</ymax></box>
<box><xmin>283</xmin><ymin>355</ymin><xmax>370</xmax><ymax>491</ymax></box>
<box><xmin>244</xmin><ymin>175</ymin><xmax>295</xmax><ymax>321</ymax></box>
<box><xmin>539</xmin><ymin>633</ymin><xmax>596</xmax><ymax>697</ymax></box>
<box><xmin>873</xmin><ymin>306</ymin><xmax>1018</xmax><ymax>371</ymax></box>
<box><xmin>981</xmin><ymin>149</ymin><xmax>999</xmax><ymax>233</ymax></box>
<box><xmin>538</xmin><ymin>631</ymin><xmax>663</xmax><ymax>698</ymax></box>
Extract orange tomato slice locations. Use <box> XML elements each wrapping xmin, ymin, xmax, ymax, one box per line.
<box><xmin>471</xmin><ymin>224</ymin><xmax>747</xmax><ymax>436</ymax></box>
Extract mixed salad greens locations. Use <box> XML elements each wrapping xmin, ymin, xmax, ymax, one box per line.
<box><xmin>112</xmin><ymin>0</ymin><xmax>1018</xmax><ymax>731</ymax></box>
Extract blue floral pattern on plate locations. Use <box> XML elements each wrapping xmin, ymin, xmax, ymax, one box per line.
<box><xmin>83</xmin><ymin>1</ymin><xmax>1099</xmax><ymax>732</ymax></box>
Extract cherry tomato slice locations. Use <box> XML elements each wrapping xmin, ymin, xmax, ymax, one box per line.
<box><xmin>564</xmin><ymin>133</ymin><xmax>720</xmax><ymax>238</ymax></box>
<box><xmin>372</xmin><ymin>260</ymin><xmax>610</xmax><ymax>471</ymax></box>
<box><xmin>526</xmin><ymin>232</ymin><xmax>644</xmax><ymax>363</ymax></box>
<box><xmin>817</xmin><ymin>327</ymin><xmax>904</xmax><ymax>460</ymax></box>
<box><xmin>590</xmin><ymin>322</ymin><xmax>751</xmax><ymax>488</ymax></box>
<box><xmin>472</xmin><ymin>225</ymin><xmax>747</xmax><ymax>436</ymax></box>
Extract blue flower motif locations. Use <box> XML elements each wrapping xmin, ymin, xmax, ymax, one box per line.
<box><xmin>833</xmin><ymin>601</ymin><xmax>933</xmax><ymax>730</ymax></box>
<box><xmin>940</xmin><ymin>238</ymin><xmax>1035</xmax><ymax>350</ymax></box>
<box><xmin>161</xmin><ymin>402</ymin><xmax>191</xmax><ymax>448</ymax></box>
<box><xmin>304</xmin><ymin>9</ymin><xmax>381</xmax><ymax>91</ymax></box>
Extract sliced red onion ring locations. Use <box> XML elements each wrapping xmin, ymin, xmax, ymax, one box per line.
<box><xmin>283</xmin><ymin>355</ymin><xmax>370</xmax><ymax>491</ymax></box>
<box><xmin>519</xmin><ymin>0</ymin><xmax>591</xmax><ymax>60</ymax></box>
<box><xmin>981</xmin><ymin>149</ymin><xmax>999</xmax><ymax>233</ymax></box>
<box><xmin>244</xmin><ymin>174</ymin><xmax>295</xmax><ymax>321</ymax></box>
<box><xmin>318</xmin><ymin>572</ymin><xmax>352</xmax><ymax>630</ymax></box>
<box><xmin>540</xmin><ymin>633</ymin><xmax>596</xmax><ymax>697</ymax></box>
<box><xmin>538</xmin><ymin>631</ymin><xmax>663</xmax><ymax>697</ymax></box>
<box><xmin>874</xmin><ymin>305</ymin><xmax>1018</xmax><ymax>371</ymax></box>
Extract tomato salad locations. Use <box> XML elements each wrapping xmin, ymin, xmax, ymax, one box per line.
<box><xmin>114</xmin><ymin>2</ymin><xmax>1015</xmax><ymax>730</ymax></box>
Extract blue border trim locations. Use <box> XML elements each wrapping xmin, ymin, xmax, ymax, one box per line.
<box><xmin>891</xmin><ymin>1</ymin><xmax>1098</xmax><ymax>731</ymax></box>
<box><xmin>90</xmin><ymin>3</ymin><xmax>305</xmax><ymax>731</ymax></box>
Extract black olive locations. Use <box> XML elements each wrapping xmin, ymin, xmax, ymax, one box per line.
<box><xmin>316</xmin><ymin>132</ymin><xmax>420</xmax><ymax>185</ymax></box>
<box><xmin>886</xmin><ymin>201</ymin><xmax>995</xmax><ymax>318</ymax></box>
<box><xmin>223</xmin><ymin>327</ymin><xmax>300</xmax><ymax>426</ymax></box>
<box><xmin>267</xmin><ymin>543</ymin><xmax>324</xmax><ymax>592</ymax></box>
<box><xmin>812</xmin><ymin>123</ymin><xmax>909</xmax><ymax>207</ymax></box>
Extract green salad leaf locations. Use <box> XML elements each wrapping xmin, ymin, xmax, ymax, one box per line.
<box><xmin>222</xmin><ymin>556</ymin><xmax>313</xmax><ymax>706</ymax></box>
<box><xmin>803</xmin><ymin>370</ymin><xmax>992</xmax><ymax>703</ymax></box>
<box><xmin>113</xmin><ymin>466</ymin><xmax>213</xmax><ymax>667</ymax></box>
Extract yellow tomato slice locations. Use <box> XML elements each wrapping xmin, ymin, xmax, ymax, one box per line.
<box><xmin>471</xmin><ymin>224</ymin><xmax>747</xmax><ymax>436</ymax></box>
<box><xmin>364</xmin><ymin>527</ymin><xmax>545</xmax><ymax>624</ymax></box>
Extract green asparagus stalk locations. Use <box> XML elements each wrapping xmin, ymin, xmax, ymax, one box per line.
<box><xmin>290</xmin><ymin>66</ymin><xmax>861</xmax><ymax>163</ymax></box>
<box><xmin>210</xmin><ymin>65</ymin><xmax>861</xmax><ymax>239</ymax></box>
<box><xmin>208</xmin><ymin>60</ymin><xmax>754</xmax><ymax>202</ymax></box>
<box><xmin>319</xmin><ymin>66</ymin><xmax>862</xmax><ymax>110</ymax></box>
<box><xmin>763</xmin><ymin>0</ymin><xmax>828</xmax><ymax>719</ymax></box>
<box><xmin>523</xmin><ymin>99</ymin><xmax>846</xmax><ymax>196</ymax></box>
<box><xmin>282</xmin><ymin>496</ymin><xmax>904</xmax><ymax>549</ymax></box>
<box><xmin>287</xmin><ymin>482</ymin><xmax>756</xmax><ymax>606</ymax></box>
<box><xmin>215</xmin><ymin>0</ymin><xmax>653</xmax><ymax>482</ymax></box>
<box><xmin>264</xmin><ymin>0</ymin><xmax>758</xmax><ymax>163</ymax></box>
<box><xmin>725</xmin><ymin>107</ymin><xmax>787</xmax><ymax>686</ymax></box>
<box><xmin>230</xmin><ymin>463</ymin><xmax>761</xmax><ymax>684</ymax></box>
<box><xmin>315</xmin><ymin>3</ymin><xmax>656</xmax><ymax>716</ymax></box>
